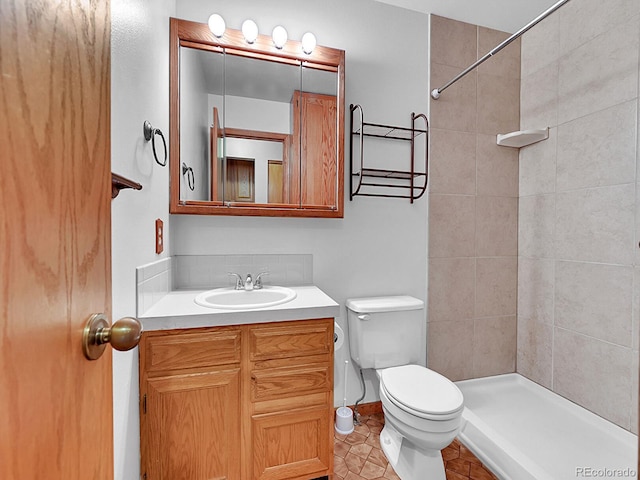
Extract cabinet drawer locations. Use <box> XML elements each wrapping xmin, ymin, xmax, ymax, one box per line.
<box><xmin>143</xmin><ymin>328</ymin><xmax>241</xmax><ymax>373</ymax></box>
<box><xmin>249</xmin><ymin>319</ymin><xmax>333</xmax><ymax>361</ymax></box>
<box><xmin>251</xmin><ymin>364</ymin><xmax>330</xmax><ymax>402</ymax></box>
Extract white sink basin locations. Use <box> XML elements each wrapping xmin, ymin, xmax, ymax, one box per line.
<box><xmin>194</xmin><ymin>286</ymin><xmax>297</xmax><ymax>310</ymax></box>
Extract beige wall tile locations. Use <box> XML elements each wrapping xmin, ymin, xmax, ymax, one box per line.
<box><xmin>555</xmin><ymin>261</ymin><xmax>633</xmax><ymax>347</ymax></box>
<box><xmin>521</xmin><ymin>11</ymin><xmax>559</xmax><ymax>78</ymax></box>
<box><xmin>520</xmin><ymin>61</ymin><xmax>558</xmax><ymax>131</ymax></box>
<box><xmin>518</xmin><ymin>257</ymin><xmax>554</xmax><ymax>324</ymax></box>
<box><xmin>555</xmin><ymin>184</ymin><xmax>635</xmax><ymax>265</ymax></box>
<box><xmin>636</xmin><ymin>183</ymin><xmax>640</xmax><ymax>266</ymax></box>
<box><xmin>558</xmin><ymin>15</ymin><xmax>639</xmax><ymax>125</ymax></box>
<box><xmin>553</xmin><ymin>327</ymin><xmax>633</xmax><ymax>429</ymax></box>
<box><xmin>558</xmin><ymin>0</ymin><xmax>640</xmax><ymax>56</ymax></box>
<box><xmin>430</xmin><ymin>62</ymin><xmax>477</xmax><ymax>132</ymax></box>
<box><xmin>518</xmin><ymin>194</ymin><xmax>555</xmax><ymax>258</ymax></box>
<box><xmin>429</xmin><ymin>194</ymin><xmax>476</xmax><ymax>258</ymax></box>
<box><xmin>476</xmin><ymin>134</ymin><xmax>519</xmax><ymax>197</ymax></box>
<box><xmin>428</xmin><ymin>258</ymin><xmax>475</xmax><ymax>323</ymax></box>
<box><xmin>427</xmin><ymin>320</ymin><xmax>474</xmax><ymax>381</ymax></box>
<box><xmin>475</xmin><ymin>257</ymin><xmax>517</xmax><ymax>318</ymax></box>
<box><xmin>429</xmin><ymin>128</ymin><xmax>476</xmax><ymax>195</ymax></box>
<box><xmin>473</xmin><ymin>315</ymin><xmax>517</xmax><ymax>377</ymax></box>
<box><xmin>430</xmin><ymin>15</ymin><xmax>478</xmax><ymax>69</ymax></box>
<box><xmin>516</xmin><ymin>315</ymin><xmax>553</xmax><ymax>389</ymax></box>
<box><xmin>475</xmin><ymin>196</ymin><xmax>518</xmax><ymax>257</ymax></box>
<box><xmin>630</xmin><ymin>352</ymin><xmax>639</xmax><ymax>434</ymax></box>
<box><xmin>477</xmin><ymin>27</ymin><xmax>520</xmax><ymax>79</ymax></box>
<box><xmin>633</xmin><ymin>267</ymin><xmax>640</xmax><ymax>351</ymax></box>
<box><xmin>519</xmin><ymin>127</ymin><xmax>557</xmax><ymax>197</ymax></box>
<box><xmin>477</xmin><ymin>73</ymin><xmax>520</xmax><ymax>135</ymax></box>
<box><xmin>556</xmin><ymin>100</ymin><xmax>637</xmax><ymax>192</ymax></box>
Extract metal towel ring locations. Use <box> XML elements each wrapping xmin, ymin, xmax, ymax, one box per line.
<box><xmin>182</xmin><ymin>163</ymin><xmax>195</xmax><ymax>191</ymax></box>
<box><xmin>143</xmin><ymin>121</ymin><xmax>167</xmax><ymax>167</ymax></box>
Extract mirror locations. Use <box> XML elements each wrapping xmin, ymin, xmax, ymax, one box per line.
<box><xmin>169</xmin><ymin>18</ymin><xmax>345</xmax><ymax>217</ymax></box>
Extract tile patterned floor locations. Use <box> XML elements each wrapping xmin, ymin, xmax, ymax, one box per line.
<box><xmin>333</xmin><ymin>412</ymin><xmax>498</xmax><ymax>480</ymax></box>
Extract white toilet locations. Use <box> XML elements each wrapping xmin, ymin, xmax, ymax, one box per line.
<box><xmin>347</xmin><ymin>296</ymin><xmax>464</xmax><ymax>480</ymax></box>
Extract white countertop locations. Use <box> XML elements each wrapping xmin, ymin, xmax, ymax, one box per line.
<box><xmin>139</xmin><ymin>285</ymin><xmax>340</xmax><ymax>331</ymax></box>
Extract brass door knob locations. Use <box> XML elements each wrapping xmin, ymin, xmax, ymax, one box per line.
<box><xmin>83</xmin><ymin>313</ymin><xmax>143</xmax><ymax>360</ymax></box>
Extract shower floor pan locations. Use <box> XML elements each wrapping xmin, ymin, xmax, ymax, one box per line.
<box><xmin>455</xmin><ymin>373</ymin><xmax>637</xmax><ymax>480</ymax></box>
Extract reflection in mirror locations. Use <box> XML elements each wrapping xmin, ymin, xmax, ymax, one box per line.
<box><xmin>221</xmin><ymin>54</ymin><xmax>301</xmax><ymax>205</ymax></box>
<box><xmin>179</xmin><ymin>46</ymin><xmax>223</xmax><ymax>202</ymax></box>
<box><xmin>297</xmin><ymin>66</ymin><xmax>338</xmax><ymax>207</ymax></box>
<box><xmin>170</xmin><ymin>17</ymin><xmax>345</xmax><ymax>217</ymax></box>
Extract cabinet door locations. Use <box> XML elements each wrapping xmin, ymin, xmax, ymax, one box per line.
<box><xmin>290</xmin><ymin>91</ymin><xmax>337</xmax><ymax>208</ymax></box>
<box><xmin>143</xmin><ymin>368</ymin><xmax>241</xmax><ymax>480</ymax></box>
<box><xmin>300</xmin><ymin>92</ymin><xmax>337</xmax><ymax>207</ymax></box>
<box><xmin>251</xmin><ymin>406</ymin><xmax>332</xmax><ymax>480</ymax></box>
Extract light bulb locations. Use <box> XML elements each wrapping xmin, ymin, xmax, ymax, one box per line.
<box><xmin>301</xmin><ymin>32</ymin><xmax>316</xmax><ymax>54</ymax></box>
<box><xmin>242</xmin><ymin>19</ymin><xmax>258</xmax><ymax>44</ymax></box>
<box><xmin>207</xmin><ymin>14</ymin><xmax>225</xmax><ymax>38</ymax></box>
<box><xmin>272</xmin><ymin>25</ymin><xmax>288</xmax><ymax>49</ymax></box>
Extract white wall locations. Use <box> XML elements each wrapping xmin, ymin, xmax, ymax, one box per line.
<box><xmin>111</xmin><ymin>0</ymin><xmax>175</xmax><ymax>479</ymax></box>
<box><xmin>224</xmin><ymin>95</ymin><xmax>291</xmax><ymax>133</ymax></box>
<box><xmin>173</xmin><ymin>0</ymin><xmax>430</xmax><ymax>408</ymax></box>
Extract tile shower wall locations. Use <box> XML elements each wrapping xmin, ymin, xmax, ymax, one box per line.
<box><xmin>427</xmin><ymin>15</ymin><xmax>520</xmax><ymax>380</ymax></box>
<box><xmin>517</xmin><ymin>0</ymin><xmax>640</xmax><ymax>432</ymax></box>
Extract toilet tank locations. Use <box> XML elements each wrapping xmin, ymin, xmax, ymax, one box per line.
<box><xmin>346</xmin><ymin>296</ymin><xmax>424</xmax><ymax>369</ymax></box>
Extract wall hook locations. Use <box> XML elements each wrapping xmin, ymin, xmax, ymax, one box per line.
<box><xmin>143</xmin><ymin>121</ymin><xmax>167</xmax><ymax>167</ymax></box>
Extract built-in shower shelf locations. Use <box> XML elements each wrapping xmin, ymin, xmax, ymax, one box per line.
<box><xmin>497</xmin><ymin>128</ymin><xmax>549</xmax><ymax>148</ymax></box>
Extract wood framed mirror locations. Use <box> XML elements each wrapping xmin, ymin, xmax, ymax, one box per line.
<box><xmin>169</xmin><ymin>17</ymin><xmax>345</xmax><ymax>217</ymax></box>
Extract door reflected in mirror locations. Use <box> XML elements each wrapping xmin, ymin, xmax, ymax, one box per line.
<box><xmin>170</xmin><ymin>18</ymin><xmax>345</xmax><ymax>217</ymax></box>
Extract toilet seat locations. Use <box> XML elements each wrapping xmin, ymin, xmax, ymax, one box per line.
<box><xmin>379</xmin><ymin>365</ymin><xmax>464</xmax><ymax>420</ymax></box>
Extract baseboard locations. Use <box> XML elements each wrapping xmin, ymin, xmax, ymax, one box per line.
<box><xmin>350</xmin><ymin>400</ymin><xmax>382</xmax><ymax>416</ymax></box>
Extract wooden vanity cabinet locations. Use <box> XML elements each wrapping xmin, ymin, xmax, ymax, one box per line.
<box><xmin>139</xmin><ymin>319</ymin><xmax>334</xmax><ymax>480</ymax></box>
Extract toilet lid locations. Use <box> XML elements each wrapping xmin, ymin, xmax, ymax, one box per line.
<box><xmin>380</xmin><ymin>365</ymin><xmax>464</xmax><ymax>416</ymax></box>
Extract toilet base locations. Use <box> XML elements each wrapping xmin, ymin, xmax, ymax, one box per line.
<box><xmin>379</xmin><ymin>423</ymin><xmax>446</xmax><ymax>480</ymax></box>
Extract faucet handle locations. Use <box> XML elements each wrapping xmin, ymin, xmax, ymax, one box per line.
<box><xmin>227</xmin><ymin>272</ymin><xmax>244</xmax><ymax>290</ymax></box>
<box><xmin>254</xmin><ymin>272</ymin><xmax>269</xmax><ymax>289</ymax></box>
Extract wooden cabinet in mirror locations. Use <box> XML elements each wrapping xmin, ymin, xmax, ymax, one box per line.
<box><xmin>170</xmin><ymin>18</ymin><xmax>345</xmax><ymax>218</ymax></box>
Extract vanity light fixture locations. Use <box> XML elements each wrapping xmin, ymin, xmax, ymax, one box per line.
<box><xmin>207</xmin><ymin>13</ymin><xmax>226</xmax><ymax>38</ymax></box>
<box><xmin>241</xmin><ymin>19</ymin><xmax>258</xmax><ymax>44</ymax></box>
<box><xmin>272</xmin><ymin>25</ymin><xmax>288</xmax><ymax>49</ymax></box>
<box><xmin>301</xmin><ymin>32</ymin><xmax>317</xmax><ymax>54</ymax></box>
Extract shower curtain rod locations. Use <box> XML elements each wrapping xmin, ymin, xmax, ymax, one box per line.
<box><xmin>431</xmin><ymin>0</ymin><xmax>571</xmax><ymax>100</ymax></box>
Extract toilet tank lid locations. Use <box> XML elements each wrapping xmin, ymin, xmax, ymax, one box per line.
<box><xmin>346</xmin><ymin>296</ymin><xmax>424</xmax><ymax>313</ymax></box>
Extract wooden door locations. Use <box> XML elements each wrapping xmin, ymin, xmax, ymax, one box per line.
<box><xmin>0</xmin><ymin>1</ymin><xmax>113</xmax><ymax>479</ymax></box>
<box><xmin>226</xmin><ymin>157</ymin><xmax>255</xmax><ymax>202</ymax></box>
<box><xmin>268</xmin><ymin>160</ymin><xmax>284</xmax><ymax>203</ymax></box>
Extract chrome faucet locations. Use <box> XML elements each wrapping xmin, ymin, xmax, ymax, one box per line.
<box><xmin>228</xmin><ymin>272</ymin><xmax>268</xmax><ymax>290</ymax></box>
<box><xmin>228</xmin><ymin>272</ymin><xmax>244</xmax><ymax>290</ymax></box>
<box><xmin>254</xmin><ymin>272</ymin><xmax>269</xmax><ymax>289</ymax></box>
